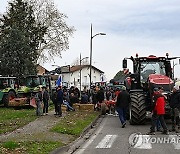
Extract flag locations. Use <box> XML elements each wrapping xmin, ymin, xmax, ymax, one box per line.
<box><xmin>56</xmin><ymin>76</ymin><xmax>62</xmax><ymax>87</ymax></box>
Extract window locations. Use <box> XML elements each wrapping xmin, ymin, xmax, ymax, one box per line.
<box><xmin>140</xmin><ymin>61</ymin><xmax>166</xmax><ymax>82</ymax></box>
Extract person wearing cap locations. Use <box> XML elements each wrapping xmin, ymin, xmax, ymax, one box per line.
<box><xmin>116</xmin><ymin>86</ymin><xmax>130</xmax><ymax>128</ymax></box>
<box><xmin>148</xmin><ymin>87</ymin><xmax>169</xmax><ymax>135</ymax></box>
<box><xmin>169</xmin><ymin>85</ymin><xmax>180</xmax><ymax>132</ymax></box>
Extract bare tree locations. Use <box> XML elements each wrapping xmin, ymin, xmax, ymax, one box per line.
<box><xmin>26</xmin><ymin>0</ymin><xmax>75</xmax><ymax>62</ymax></box>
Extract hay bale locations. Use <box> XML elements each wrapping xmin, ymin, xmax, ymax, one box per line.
<box><xmin>61</xmin><ymin>105</ymin><xmax>67</xmax><ymax>112</ymax></box>
<box><xmin>73</xmin><ymin>103</ymin><xmax>80</xmax><ymax>110</ymax></box>
<box><xmin>79</xmin><ymin>104</ymin><xmax>94</xmax><ymax>111</ymax></box>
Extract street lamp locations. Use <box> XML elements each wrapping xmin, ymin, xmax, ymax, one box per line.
<box><xmin>80</xmin><ymin>53</ymin><xmax>89</xmax><ymax>100</ymax></box>
<box><xmin>90</xmin><ymin>24</ymin><xmax>106</xmax><ymax>88</ymax></box>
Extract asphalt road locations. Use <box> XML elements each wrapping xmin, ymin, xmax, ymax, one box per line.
<box><xmin>73</xmin><ymin>114</ymin><xmax>180</xmax><ymax>154</ymax></box>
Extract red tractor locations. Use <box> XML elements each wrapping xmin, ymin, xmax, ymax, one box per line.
<box><xmin>123</xmin><ymin>53</ymin><xmax>179</xmax><ymax>124</ymax></box>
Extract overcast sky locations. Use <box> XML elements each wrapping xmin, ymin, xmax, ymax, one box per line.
<box><xmin>1</xmin><ymin>0</ymin><xmax>180</xmax><ymax>80</ymax></box>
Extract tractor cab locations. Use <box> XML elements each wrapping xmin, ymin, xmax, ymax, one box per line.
<box><xmin>0</xmin><ymin>77</ymin><xmax>17</xmax><ymax>90</ymax></box>
<box><xmin>18</xmin><ymin>75</ymin><xmax>51</xmax><ymax>95</ymax></box>
<box><xmin>123</xmin><ymin>55</ymin><xmax>174</xmax><ymax>91</ymax></box>
<box><xmin>0</xmin><ymin>76</ymin><xmax>17</xmax><ymax>106</ymax></box>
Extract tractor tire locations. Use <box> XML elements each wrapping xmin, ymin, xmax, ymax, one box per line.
<box><xmin>129</xmin><ymin>92</ymin><xmax>146</xmax><ymax>125</ymax></box>
<box><xmin>101</xmin><ymin>103</ymin><xmax>107</xmax><ymax>115</ymax></box>
<box><xmin>3</xmin><ymin>91</ymin><xmax>16</xmax><ymax>107</ymax></box>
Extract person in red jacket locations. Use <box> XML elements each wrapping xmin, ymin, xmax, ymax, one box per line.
<box><xmin>148</xmin><ymin>87</ymin><xmax>169</xmax><ymax>135</ymax></box>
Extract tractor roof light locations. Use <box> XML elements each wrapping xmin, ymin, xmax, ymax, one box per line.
<box><xmin>136</xmin><ymin>53</ymin><xmax>138</xmax><ymax>58</ymax></box>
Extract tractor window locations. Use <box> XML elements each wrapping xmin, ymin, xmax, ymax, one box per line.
<box><xmin>25</xmin><ymin>77</ymin><xmax>40</xmax><ymax>87</ymax></box>
<box><xmin>140</xmin><ymin>62</ymin><xmax>166</xmax><ymax>82</ymax></box>
<box><xmin>0</xmin><ymin>79</ymin><xmax>7</xmax><ymax>89</ymax></box>
<box><xmin>39</xmin><ymin>76</ymin><xmax>46</xmax><ymax>86</ymax></box>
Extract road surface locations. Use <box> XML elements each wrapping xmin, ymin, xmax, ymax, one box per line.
<box><xmin>73</xmin><ymin>114</ymin><xmax>180</xmax><ymax>154</ymax></box>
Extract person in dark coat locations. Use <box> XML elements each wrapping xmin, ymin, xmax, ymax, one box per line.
<box><xmin>56</xmin><ymin>86</ymin><xmax>63</xmax><ymax>117</ymax></box>
<box><xmin>148</xmin><ymin>87</ymin><xmax>169</xmax><ymax>135</ymax></box>
<box><xmin>74</xmin><ymin>87</ymin><xmax>80</xmax><ymax>99</ymax></box>
<box><xmin>42</xmin><ymin>86</ymin><xmax>49</xmax><ymax>115</ymax></box>
<box><xmin>69</xmin><ymin>93</ymin><xmax>78</xmax><ymax>106</ymax></box>
<box><xmin>170</xmin><ymin>85</ymin><xmax>180</xmax><ymax>132</ymax></box>
<box><xmin>116</xmin><ymin>86</ymin><xmax>130</xmax><ymax>128</ymax></box>
<box><xmin>92</xmin><ymin>88</ymin><xmax>98</xmax><ymax>103</ymax></box>
<box><xmin>81</xmin><ymin>92</ymin><xmax>89</xmax><ymax>104</ymax></box>
<box><xmin>96</xmin><ymin>87</ymin><xmax>105</xmax><ymax>103</ymax></box>
<box><xmin>52</xmin><ymin>88</ymin><xmax>58</xmax><ymax>115</ymax></box>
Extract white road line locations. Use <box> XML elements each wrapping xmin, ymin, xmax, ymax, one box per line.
<box><xmin>74</xmin><ymin>119</ymin><xmax>105</xmax><ymax>154</ymax></box>
<box><xmin>96</xmin><ymin>135</ymin><xmax>117</xmax><ymax>149</ymax></box>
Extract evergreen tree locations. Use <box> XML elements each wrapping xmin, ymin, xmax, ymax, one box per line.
<box><xmin>113</xmin><ymin>70</ymin><xmax>126</xmax><ymax>81</ymax></box>
<box><xmin>0</xmin><ymin>0</ymin><xmax>46</xmax><ymax>76</ymax></box>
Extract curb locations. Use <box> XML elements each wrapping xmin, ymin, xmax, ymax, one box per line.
<box><xmin>51</xmin><ymin>113</ymin><xmax>104</xmax><ymax>154</ymax></box>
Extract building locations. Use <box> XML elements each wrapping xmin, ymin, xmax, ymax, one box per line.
<box><xmin>37</xmin><ymin>65</ymin><xmax>49</xmax><ymax>75</ymax></box>
<box><xmin>61</xmin><ymin>65</ymin><xmax>104</xmax><ymax>89</ymax></box>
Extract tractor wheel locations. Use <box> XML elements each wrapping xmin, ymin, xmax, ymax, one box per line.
<box><xmin>129</xmin><ymin>92</ymin><xmax>146</xmax><ymax>125</ymax></box>
<box><xmin>101</xmin><ymin>103</ymin><xmax>107</xmax><ymax>115</ymax></box>
<box><xmin>3</xmin><ymin>91</ymin><xmax>16</xmax><ymax>107</ymax></box>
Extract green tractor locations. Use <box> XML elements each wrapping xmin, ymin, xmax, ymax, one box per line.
<box><xmin>0</xmin><ymin>75</ymin><xmax>52</xmax><ymax>107</ymax></box>
<box><xmin>17</xmin><ymin>75</ymin><xmax>52</xmax><ymax>104</ymax></box>
<box><xmin>0</xmin><ymin>77</ymin><xmax>17</xmax><ymax>107</ymax></box>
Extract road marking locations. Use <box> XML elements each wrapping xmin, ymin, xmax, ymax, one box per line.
<box><xmin>96</xmin><ymin>135</ymin><xmax>117</xmax><ymax>149</ymax></box>
<box><xmin>74</xmin><ymin>119</ymin><xmax>106</xmax><ymax>154</ymax></box>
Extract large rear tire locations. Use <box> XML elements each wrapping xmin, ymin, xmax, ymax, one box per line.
<box><xmin>3</xmin><ymin>91</ymin><xmax>16</xmax><ymax>107</ymax></box>
<box><xmin>129</xmin><ymin>92</ymin><xmax>146</xmax><ymax>125</ymax></box>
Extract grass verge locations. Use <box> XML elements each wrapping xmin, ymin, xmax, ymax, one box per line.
<box><xmin>0</xmin><ymin>107</ymin><xmax>37</xmax><ymax>134</ymax></box>
<box><xmin>0</xmin><ymin>101</ymin><xmax>54</xmax><ymax>135</ymax></box>
<box><xmin>0</xmin><ymin>109</ymin><xmax>100</xmax><ymax>154</ymax></box>
<box><xmin>0</xmin><ymin>141</ymin><xmax>64</xmax><ymax>154</ymax></box>
<box><xmin>51</xmin><ymin>110</ymin><xmax>100</xmax><ymax>136</ymax></box>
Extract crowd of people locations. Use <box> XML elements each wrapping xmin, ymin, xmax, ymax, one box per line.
<box><xmin>34</xmin><ymin>83</ymin><xmax>180</xmax><ymax>135</ymax></box>
<box><xmin>146</xmin><ymin>85</ymin><xmax>180</xmax><ymax>135</ymax></box>
<box><xmin>34</xmin><ymin>85</ymin><xmax>122</xmax><ymax>116</ymax></box>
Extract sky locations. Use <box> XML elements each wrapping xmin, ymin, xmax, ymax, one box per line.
<box><xmin>1</xmin><ymin>0</ymin><xmax>180</xmax><ymax>80</ymax></box>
